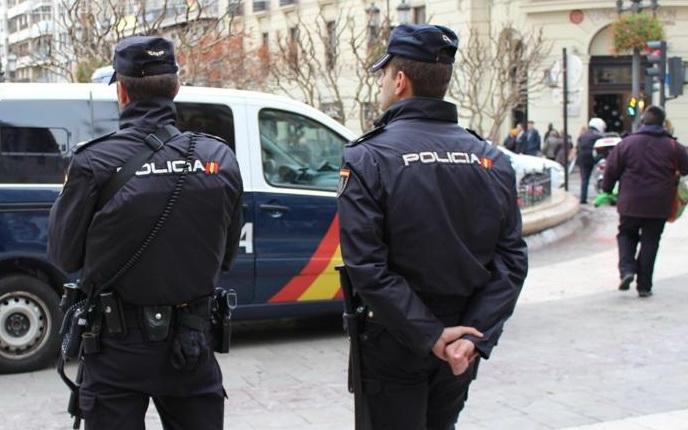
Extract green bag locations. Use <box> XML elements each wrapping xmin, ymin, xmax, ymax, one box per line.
<box><xmin>593</xmin><ymin>184</ymin><xmax>619</xmax><ymax>207</ymax></box>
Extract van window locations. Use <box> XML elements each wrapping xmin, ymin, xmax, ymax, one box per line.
<box><xmin>176</xmin><ymin>103</ymin><xmax>235</xmax><ymax>152</ymax></box>
<box><xmin>92</xmin><ymin>102</ymin><xmax>236</xmax><ymax>152</ymax></box>
<box><xmin>0</xmin><ymin>127</ymin><xmax>69</xmax><ymax>183</ymax></box>
<box><xmin>0</xmin><ymin>99</ymin><xmax>98</xmax><ymax>183</ymax></box>
<box><xmin>259</xmin><ymin>109</ymin><xmax>346</xmax><ymax>192</ymax></box>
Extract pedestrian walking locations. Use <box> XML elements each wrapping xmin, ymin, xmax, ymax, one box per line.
<box><xmin>577</xmin><ymin>118</ymin><xmax>605</xmax><ymax>204</ymax></box>
<box><xmin>603</xmin><ymin>105</ymin><xmax>688</xmax><ymax>297</ymax></box>
<box><xmin>48</xmin><ymin>36</ymin><xmax>243</xmax><ymax>429</ymax></box>
<box><xmin>337</xmin><ymin>24</ymin><xmax>528</xmax><ymax>430</ymax></box>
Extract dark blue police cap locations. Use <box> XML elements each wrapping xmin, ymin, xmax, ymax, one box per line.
<box><xmin>109</xmin><ymin>36</ymin><xmax>179</xmax><ymax>85</ymax></box>
<box><xmin>370</xmin><ymin>24</ymin><xmax>459</xmax><ymax>73</ymax></box>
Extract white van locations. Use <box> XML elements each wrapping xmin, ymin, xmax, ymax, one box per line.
<box><xmin>0</xmin><ymin>83</ymin><xmax>353</xmax><ymax>373</ymax></box>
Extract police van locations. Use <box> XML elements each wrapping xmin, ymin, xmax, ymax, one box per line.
<box><xmin>0</xmin><ymin>83</ymin><xmax>353</xmax><ymax>373</ymax></box>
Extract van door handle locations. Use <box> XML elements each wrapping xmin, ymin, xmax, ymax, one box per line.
<box><xmin>259</xmin><ymin>203</ymin><xmax>289</xmax><ymax>217</ymax></box>
<box><xmin>259</xmin><ymin>204</ymin><xmax>289</xmax><ymax>212</ymax></box>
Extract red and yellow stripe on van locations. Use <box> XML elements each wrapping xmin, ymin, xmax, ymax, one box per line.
<box><xmin>268</xmin><ymin>215</ymin><xmax>343</xmax><ymax>302</ymax></box>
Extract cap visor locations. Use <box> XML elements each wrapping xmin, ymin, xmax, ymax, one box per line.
<box><xmin>108</xmin><ymin>71</ymin><xmax>117</xmax><ymax>85</ymax></box>
<box><xmin>369</xmin><ymin>53</ymin><xmax>392</xmax><ymax>73</ymax></box>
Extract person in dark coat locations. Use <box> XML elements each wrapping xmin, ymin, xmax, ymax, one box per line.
<box><xmin>577</xmin><ymin>118</ymin><xmax>605</xmax><ymax>204</ymax></box>
<box><xmin>517</xmin><ymin>121</ymin><xmax>541</xmax><ymax>155</ymax></box>
<box><xmin>338</xmin><ymin>24</ymin><xmax>528</xmax><ymax>429</ymax></box>
<box><xmin>603</xmin><ymin>105</ymin><xmax>688</xmax><ymax>297</ymax></box>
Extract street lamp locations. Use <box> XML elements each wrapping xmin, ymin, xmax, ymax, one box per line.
<box><xmin>366</xmin><ymin>3</ymin><xmax>381</xmax><ymax>42</ymax></box>
<box><xmin>396</xmin><ymin>0</ymin><xmax>411</xmax><ymax>25</ymax></box>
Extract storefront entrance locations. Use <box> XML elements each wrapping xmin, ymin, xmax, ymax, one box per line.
<box><xmin>589</xmin><ymin>56</ymin><xmax>648</xmax><ymax>135</ymax></box>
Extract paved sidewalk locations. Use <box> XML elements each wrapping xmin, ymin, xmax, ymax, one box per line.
<box><xmin>1</xmin><ymin>204</ymin><xmax>687</xmax><ymax>429</ymax></box>
<box><xmin>562</xmin><ymin>409</ymin><xmax>688</xmax><ymax>430</ymax></box>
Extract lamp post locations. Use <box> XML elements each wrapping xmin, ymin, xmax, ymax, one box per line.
<box><xmin>396</xmin><ymin>0</ymin><xmax>411</xmax><ymax>25</ymax></box>
<box><xmin>366</xmin><ymin>2</ymin><xmax>381</xmax><ymax>43</ymax></box>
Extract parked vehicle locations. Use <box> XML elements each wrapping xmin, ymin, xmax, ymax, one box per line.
<box><xmin>496</xmin><ymin>145</ymin><xmax>565</xmax><ymax>190</ymax></box>
<box><xmin>0</xmin><ymin>83</ymin><xmax>354</xmax><ymax>373</ymax></box>
<box><xmin>90</xmin><ymin>66</ymin><xmax>115</xmax><ymax>84</ymax></box>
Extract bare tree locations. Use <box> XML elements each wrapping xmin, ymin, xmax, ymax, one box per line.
<box><xmin>267</xmin><ymin>7</ymin><xmax>353</xmax><ymax>123</ymax></box>
<box><xmin>348</xmin><ymin>11</ymin><xmax>391</xmax><ymax>131</ymax></box>
<box><xmin>32</xmin><ymin>0</ymin><xmax>240</xmax><ymax>83</ymax></box>
<box><xmin>449</xmin><ymin>24</ymin><xmax>552</xmax><ymax>141</ymax></box>
<box><xmin>176</xmin><ymin>31</ymin><xmax>269</xmax><ymax>90</ymax></box>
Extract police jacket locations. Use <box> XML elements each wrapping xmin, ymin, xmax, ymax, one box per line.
<box><xmin>48</xmin><ymin>97</ymin><xmax>243</xmax><ymax>306</ymax></box>
<box><xmin>338</xmin><ymin>97</ymin><xmax>528</xmax><ymax>358</ymax></box>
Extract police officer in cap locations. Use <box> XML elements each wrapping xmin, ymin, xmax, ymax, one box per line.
<box><xmin>48</xmin><ymin>36</ymin><xmax>243</xmax><ymax>429</ymax></box>
<box><xmin>338</xmin><ymin>24</ymin><xmax>528</xmax><ymax>429</ymax></box>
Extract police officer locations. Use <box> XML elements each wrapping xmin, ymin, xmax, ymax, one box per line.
<box><xmin>338</xmin><ymin>24</ymin><xmax>528</xmax><ymax>429</ymax></box>
<box><xmin>48</xmin><ymin>36</ymin><xmax>243</xmax><ymax>429</ymax></box>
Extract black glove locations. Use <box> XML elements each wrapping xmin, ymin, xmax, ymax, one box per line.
<box><xmin>170</xmin><ymin>313</ymin><xmax>210</xmax><ymax>372</ymax></box>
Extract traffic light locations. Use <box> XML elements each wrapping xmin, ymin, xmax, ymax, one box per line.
<box><xmin>627</xmin><ymin>96</ymin><xmax>639</xmax><ymax>117</ymax></box>
<box><xmin>668</xmin><ymin>57</ymin><xmax>685</xmax><ymax>97</ymax></box>
<box><xmin>645</xmin><ymin>40</ymin><xmax>667</xmax><ymax>83</ymax></box>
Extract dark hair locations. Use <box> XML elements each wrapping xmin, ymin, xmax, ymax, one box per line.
<box><xmin>641</xmin><ymin>105</ymin><xmax>666</xmax><ymax>126</ymax></box>
<box><xmin>118</xmin><ymin>73</ymin><xmax>179</xmax><ymax>101</ymax></box>
<box><xmin>389</xmin><ymin>53</ymin><xmax>453</xmax><ymax>99</ymax></box>
<box><xmin>528</xmin><ymin>120</ymin><xmax>535</xmax><ymax>125</ymax></box>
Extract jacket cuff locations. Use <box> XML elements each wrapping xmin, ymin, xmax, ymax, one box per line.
<box><xmin>463</xmin><ymin>334</ymin><xmax>492</xmax><ymax>359</ymax></box>
<box><xmin>417</xmin><ymin>322</ymin><xmax>445</xmax><ymax>357</ymax></box>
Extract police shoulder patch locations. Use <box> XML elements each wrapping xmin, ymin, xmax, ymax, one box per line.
<box><xmin>73</xmin><ymin>131</ymin><xmax>117</xmax><ymax>153</ymax></box>
<box><xmin>346</xmin><ymin>125</ymin><xmax>386</xmax><ymax>147</ymax></box>
<box><xmin>336</xmin><ymin>168</ymin><xmax>351</xmax><ymax>197</ymax></box>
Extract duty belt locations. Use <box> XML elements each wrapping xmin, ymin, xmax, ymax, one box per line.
<box><xmin>101</xmin><ymin>296</ymin><xmax>212</xmax><ymax>341</ymax></box>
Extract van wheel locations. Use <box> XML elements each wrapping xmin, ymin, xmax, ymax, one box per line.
<box><xmin>0</xmin><ymin>275</ymin><xmax>61</xmax><ymax>374</ymax></box>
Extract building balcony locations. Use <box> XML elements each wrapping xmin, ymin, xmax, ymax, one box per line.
<box><xmin>7</xmin><ymin>21</ymin><xmax>54</xmax><ymax>44</ymax></box>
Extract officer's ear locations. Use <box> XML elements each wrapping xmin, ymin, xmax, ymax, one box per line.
<box><xmin>394</xmin><ymin>70</ymin><xmax>414</xmax><ymax>98</ymax></box>
<box><xmin>173</xmin><ymin>80</ymin><xmax>181</xmax><ymax>98</ymax></box>
<box><xmin>116</xmin><ymin>80</ymin><xmax>132</xmax><ymax>110</ymax></box>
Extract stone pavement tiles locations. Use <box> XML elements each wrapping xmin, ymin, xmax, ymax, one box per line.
<box><xmin>1</xmin><ymin>206</ymin><xmax>687</xmax><ymax>429</ymax></box>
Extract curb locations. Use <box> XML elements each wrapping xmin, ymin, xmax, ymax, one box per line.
<box><xmin>524</xmin><ymin>209</ymin><xmax>590</xmax><ymax>251</ymax></box>
<box><xmin>522</xmin><ymin>191</ymin><xmax>584</xmax><ymax>251</ymax></box>
<box><xmin>522</xmin><ymin>190</ymin><xmax>580</xmax><ymax>236</ymax></box>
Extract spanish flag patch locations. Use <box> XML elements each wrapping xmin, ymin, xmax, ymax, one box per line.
<box><xmin>204</xmin><ymin>161</ymin><xmax>220</xmax><ymax>175</ymax></box>
<box><xmin>337</xmin><ymin>168</ymin><xmax>351</xmax><ymax>197</ymax></box>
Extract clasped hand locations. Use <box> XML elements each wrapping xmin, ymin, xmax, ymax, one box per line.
<box><xmin>431</xmin><ymin>326</ymin><xmax>483</xmax><ymax>376</ymax></box>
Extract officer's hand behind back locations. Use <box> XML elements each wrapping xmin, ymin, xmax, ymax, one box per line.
<box><xmin>432</xmin><ymin>326</ymin><xmax>482</xmax><ymax>361</ymax></box>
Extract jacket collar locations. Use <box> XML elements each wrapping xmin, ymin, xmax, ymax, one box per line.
<box><xmin>635</xmin><ymin>124</ymin><xmax>670</xmax><ymax>137</ymax></box>
<box><xmin>119</xmin><ymin>97</ymin><xmax>177</xmax><ymax>131</ymax></box>
<box><xmin>375</xmin><ymin>97</ymin><xmax>458</xmax><ymax>127</ymax></box>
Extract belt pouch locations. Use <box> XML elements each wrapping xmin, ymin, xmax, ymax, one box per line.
<box><xmin>100</xmin><ymin>292</ymin><xmax>126</xmax><ymax>336</ymax></box>
<box><xmin>82</xmin><ymin>330</ymin><xmax>101</xmax><ymax>355</ymax></box>
<box><xmin>141</xmin><ymin>306</ymin><xmax>172</xmax><ymax>341</ymax></box>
